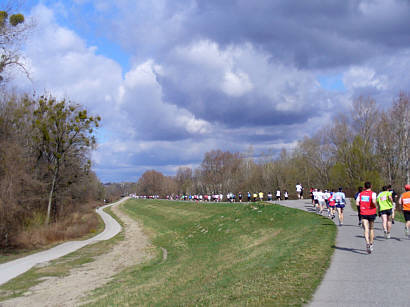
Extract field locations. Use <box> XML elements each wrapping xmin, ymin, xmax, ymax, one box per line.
<box><xmin>84</xmin><ymin>199</ymin><xmax>336</xmax><ymax>306</ymax></box>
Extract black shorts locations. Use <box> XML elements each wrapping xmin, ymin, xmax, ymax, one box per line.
<box><xmin>361</xmin><ymin>214</ymin><xmax>377</xmax><ymax>221</ymax></box>
<box><xmin>314</xmin><ymin>199</ymin><xmax>318</xmax><ymax>204</ymax></box>
<box><xmin>404</xmin><ymin>210</ymin><xmax>410</xmax><ymax>222</ymax></box>
<box><xmin>379</xmin><ymin>209</ymin><xmax>392</xmax><ymax>216</ymax></box>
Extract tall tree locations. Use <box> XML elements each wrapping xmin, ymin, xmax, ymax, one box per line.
<box><xmin>30</xmin><ymin>96</ymin><xmax>100</xmax><ymax>224</ymax></box>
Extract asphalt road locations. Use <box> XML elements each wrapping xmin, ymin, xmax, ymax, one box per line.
<box><xmin>278</xmin><ymin>199</ymin><xmax>410</xmax><ymax>307</ymax></box>
<box><xmin>0</xmin><ymin>198</ymin><xmax>125</xmax><ymax>286</ymax></box>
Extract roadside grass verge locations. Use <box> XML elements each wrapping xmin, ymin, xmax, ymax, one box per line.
<box><xmin>0</xmin><ymin>205</ymin><xmax>123</xmax><ymax>301</ymax></box>
<box><xmin>84</xmin><ymin>199</ymin><xmax>336</xmax><ymax>306</ymax></box>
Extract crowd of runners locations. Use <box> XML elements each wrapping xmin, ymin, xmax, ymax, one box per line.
<box><xmin>310</xmin><ymin>182</ymin><xmax>410</xmax><ymax>254</ymax></box>
<box><xmin>354</xmin><ymin>182</ymin><xmax>410</xmax><ymax>254</ymax></box>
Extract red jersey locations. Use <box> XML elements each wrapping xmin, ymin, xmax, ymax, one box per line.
<box><xmin>358</xmin><ymin>190</ymin><xmax>377</xmax><ymax>215</ymax></box>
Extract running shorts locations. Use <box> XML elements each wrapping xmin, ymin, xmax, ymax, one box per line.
<box><xmin>336</xmin><ymin>204</ymin><xmax>345</xmax><ymax>208</ymax></box>
<box><xmin>404</xmin><ymin>210</ymin><xmax>410</xmax><ymax>222</ymax></box>
<box><xmin>379</xmin><ymin>209</ymin><xmax>392</xmax><ymax>216</ymax></box>
<box><xmin>361</xmin><ymin>214</ymin><xmax>377</xmax><ymax>221</ymax></box>
<box><xmin>314</xmin><ymin>199</ymin><xmax>319</xmax><ymax>204</ymax></box>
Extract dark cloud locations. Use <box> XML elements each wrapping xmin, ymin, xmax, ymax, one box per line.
<box><xmin>109</xmin><ymin>0</ymin><xmax>410</xmax><ymax>69</ymax></box>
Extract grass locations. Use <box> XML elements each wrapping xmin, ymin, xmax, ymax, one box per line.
<box><xmin>83</xmin><ymin>199</ymin><xmax>336</xmax><ymax>306</ymax></box>
<box><xmin>0</xmin><ymin>205</ymin><xmax>124</xmax><ymax>302</ymax></box>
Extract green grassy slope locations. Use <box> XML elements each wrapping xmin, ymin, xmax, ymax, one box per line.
<box><xmin>85</xmin><ymin>200</ymin><xmax>336</xmax><ymax>306</ymax></box>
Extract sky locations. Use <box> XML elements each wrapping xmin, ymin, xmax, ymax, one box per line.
<box><xmin>8</xmin><ymin>0</ymin><xmax>410</xmax><ymax>182</ymax></box>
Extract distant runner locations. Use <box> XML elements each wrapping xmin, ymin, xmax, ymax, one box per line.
<box><xmin>284</xmin><ymin>190</ymin><xmax>289</xmax><ymax>200</ymax></box>
<box><xmin>296</xmin><ymin>183</ymin><xmax>303</xmax><ymax>199</ymax></box>
<box><xmin>276</xmin><ymin>189</ymin><xmax>281</xmax><ymax>201</ymax></box>
<box><xmin>357</xmin><ymin>181</ymin><xmax>377</xmax><ymax>254</ymax></box>
<box><xmin>399</xmin><ymin>184</ymin><xmax>410</xmax><ymax>237</ymax></box>
<box><xmin>328</xmin><ymin>190</ymin><xmax>336</xmax><ymax>219</ymax></box>
<box><xmin>258</xmin><ymin>191</ymin><xmax>264</xmax><ymax>201</ymax></box>
<box><xmin>334</xmin><ymin>187</ymin><xmax>346</xmax><ymax>226</ymax></box>
<box><xmin>354</xmin><ymin>187</ymin><xmax>363</xmax><ymax>226</ymax></box>
<box><xmin>388</xmin><ymin>185</ymin><xmax>398</xmax><ymax>224</ymax></box>
<box><xmin>377</xmin><ymin>186</ymin><xmax>394</xmax><ymax>239</ymax></box>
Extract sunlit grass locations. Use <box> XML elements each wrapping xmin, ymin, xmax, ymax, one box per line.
<box><xmin>84</xmin><ymin>199</ymin><xmax>336</xmax><ymax>306</ymax></box>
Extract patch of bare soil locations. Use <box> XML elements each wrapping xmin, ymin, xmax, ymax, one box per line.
<box><xmin>1</xmin><ymin>203</ymin><xmax>151</xmax><ymax>307</ymax></box>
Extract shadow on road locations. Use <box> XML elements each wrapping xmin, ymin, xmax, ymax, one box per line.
<box><xmin>332</xmin><ymin>245</ymin><xmax>368</xmax><ymax>255</ymax></box>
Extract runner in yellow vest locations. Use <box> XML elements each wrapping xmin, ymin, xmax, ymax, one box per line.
<box><xmin>258</xmin><ymin>191</ymin><xmax>264</xmax><ymax>201</ymax></box>
<box><xmin>377</xmin><ymin>186</ymin><xmax>394</xmax><ymax>239</ymax></box>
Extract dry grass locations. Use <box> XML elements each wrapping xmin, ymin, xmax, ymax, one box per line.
<box><xmin>0</xmin><ymin>202</ymin><xmax>104</xmax><ymax>263</ymax></box>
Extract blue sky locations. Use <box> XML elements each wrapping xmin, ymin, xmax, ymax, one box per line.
<box><xmin>11</xmin><ymin>0</ymin><xmax>410</xmax><ymax>182</ymax></box>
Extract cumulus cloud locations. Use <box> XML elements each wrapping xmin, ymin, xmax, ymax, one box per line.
<box><xmin>13</xmin><ymin>1</ymin><xmax>410</xmax><ymax>181</ymax></box>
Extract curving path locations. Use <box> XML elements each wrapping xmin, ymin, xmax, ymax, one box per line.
<box><xmin>0</xmin><ymin>198</ymin><xmax>125</xmax><ymax>286</ymax></box>
<box><xmin>277</xmin><ymin>199</ymin><xmax>410</xmax><ymax>306</ymax></box>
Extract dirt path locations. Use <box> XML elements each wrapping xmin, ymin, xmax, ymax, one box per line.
<box><xmin>1</xmin><ymin>202</ymin><xmax>151</xmax><ymax>307</ymax></box>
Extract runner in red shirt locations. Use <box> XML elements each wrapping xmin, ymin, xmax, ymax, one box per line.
<box><xmin>356</xmin><ymin>181</ymin><xmax>377</xmax><ymax>254</ymax></box>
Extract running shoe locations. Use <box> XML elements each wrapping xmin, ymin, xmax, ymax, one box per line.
<box><xmin>370</xmin><ymin>244</ymin><xmax>374</xmax><ymax>252</ymax></box>
<box><xmin>384</xmin><ymin>230</ymin><xmax>388</xmax><ymax>239</ymax></box>
<box><xmin>366</xmin><ymin>244</ymin><xmax>371</xmax><ymax>254</ymax></box>
<box><xmin>387</xmin><ymin>233</ymin><xmax>391</xmax><ymax>239</ymax></box>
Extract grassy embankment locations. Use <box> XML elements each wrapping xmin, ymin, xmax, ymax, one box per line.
<box><xmin>0</xmin><ymin>206</ymin><xmax>122</xmax><ymax>301</ymax></box>
<box><xmin>83</xmin><ymin>199</ymin><xmax>336</xmax><ymax>306</ymax></box>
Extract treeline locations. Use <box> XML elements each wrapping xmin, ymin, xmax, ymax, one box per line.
<box><xmin>0</xmin><ymin>94</ymin><xmax>104</xmax><ymax>249</ymax></box>
<box><xmin>135</xmin><ymin>94</ymin><xmax>409</xmax><ymax>199</ymax></box>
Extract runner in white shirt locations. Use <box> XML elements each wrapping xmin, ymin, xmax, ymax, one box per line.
<box><xmin>296</xmin><ymin>183</ymin><xmax>303</xmax><ymax>199</ymax></box>
<box><xmin>334</xmin><ymin>187</ymin><xmax>346</xmax><ymax>226</ymax></box>
<box><xmin>313</xmin><ymin>189</ymin><xmax>319</xmax><ymax>213</ymax></box>
<box><xmin>276</xmin><ymin>189</ymin><xmax>281</xmax><ymax>201</ymax></box>
<box><xmin>318</xmin><ymin>189</ymin><xmax>326</xmax><ymax>215</ymax></box>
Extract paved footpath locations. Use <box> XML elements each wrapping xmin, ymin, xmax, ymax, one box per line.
<box><xmin>277</xmin><ymin>199</ymin><xmax>410</xmax><ymax>307</ymax></box>
<box><xmin>0</xmin><ymin>198</ymin><xmax>125</xmax><ymax>286</ymax></box>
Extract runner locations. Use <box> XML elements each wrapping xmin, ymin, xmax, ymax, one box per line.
<box><xmin>238</xmin><ymin>192</ymin><xmax>243</xmax><ymax>202</ymax></box>
<box><xmin>259</xmin><ymin>191</ymin><xmax>264</xmax><ymax>201</ymax></box>
<box><xmin>296</xmin><ymin>183</ymin><xmax>302</xmax><ymax>199</ymax></box>
<box><xmin>253</xmin><ymin>192</ymin><xmax>258</xmax><ymax>202</ymax></box>
<box><xmin>399</xmin><ymin>184</ymin><xmax>410</xmax><ymax>237</ymax></box>
<box><xmin>318</xmin><ymin>189</ymin><xmax>326</xmax><ymax>215</ymax></box>
<box><xmin>284</xmin><ymin>190</ymin><xmax>289</xmax><ymax>200</ymax></box>
<box><xmin>247</xmin><ymin>191</ymin><xmax>251</xmax><ymax>202</ymax></box>
<box><xmin>324</xmin><ymin>190</ymin><xmax>331</xmax><ymax>217</ymax></box>
<box><xmin>276</xmin><ymin>189</ymin><xmax>281</xmax><ymax>201</ymax></box>
<box><xmin>328</xmin><ymin>190</ymin><xmax>336</xmax><ymax>219</ymax></box>
<box><xmin>388</xmin><ymin>185</ymin><xmax>398</xmax><ymax>224</ymax></box>
<box><xmin>354</xmin><ymin>187</ymin><xmax>363</xmax><ymax>226</ymax></box>
<box><xmin>313</xmin><ymin>189</ymin><xmax>319</xmax><ymax>213</ymax></box>
<box><xmin>267</xmin><ymin>192</ymin><xmax>273</xmax><ymax>201</ymax></box>
<box><xmin>310</xmin><ymin>187</ymin><xmax>314</xmax><ymax>205</ymax></box>
<box><xmin>377</xmin><ymin>186</ymin><xmax>394</xmax><ymax>238</ymax></box>
<box><xmin>334</xmin><ymin>187</ymin><xmax>346</xmax><ymax>226</ymax></box>
<box><xmin>356</xmin><ymin>181</ymin><xmax>377</xmax><ymax>254</ymax></box>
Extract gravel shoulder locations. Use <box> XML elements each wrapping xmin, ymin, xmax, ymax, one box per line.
<box><xmin>0</xmin><ymin>199</ymin><xmax>151</xmax><ymax>307</ymax></box>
